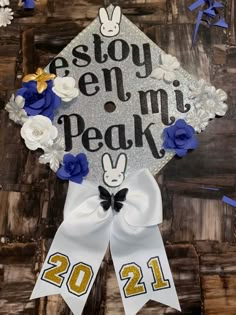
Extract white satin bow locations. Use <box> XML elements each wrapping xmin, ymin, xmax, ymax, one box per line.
<box><xmin>31</xmin><ymin>169</ymin><xmax>180</xmax><ymax>315</ymax></box>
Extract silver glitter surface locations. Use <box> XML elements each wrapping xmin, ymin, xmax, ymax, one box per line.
<box><xmin>46</xmin><ymin>5</ymin><xmax>198</xmax><ymax>187</ymax></box>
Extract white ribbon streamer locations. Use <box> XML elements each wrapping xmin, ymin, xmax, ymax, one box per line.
<box><xmin>31</xmin><ymin>169</ymin><xmax>180</xmax><ymax>314</ymax></box>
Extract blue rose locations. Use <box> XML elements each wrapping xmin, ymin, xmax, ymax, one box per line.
<box><xmin>163</xmin><ymin>119</ymin><xmax>198</xmax><ymax>157</ymax></box>
<box><xmin>16</xmin><ymin>80</ymin><xmax>61</xmax><ymax>120</ymax></box>
<box><xmin>57</xmin><ymin>153</ymin><xmax>89</xmax><ymax>184</ymax></box>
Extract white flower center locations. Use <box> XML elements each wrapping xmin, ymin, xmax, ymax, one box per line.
<box><xmin>33</xmin><ymin>128</ymin><xmax>43</xmax><ymax>137</ymax></box>
<box><xmin>62</xmin><ymin>83</ymin><xmax>71</xmax><ymax>90</ymax></box>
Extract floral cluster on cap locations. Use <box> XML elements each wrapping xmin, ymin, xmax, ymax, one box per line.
<box><xmin>151</xmin><ymin>53</ymin><xmax>228</xmax><ymax>156</ymax></box>
<box><xmin>5</xmin><ymin>53</ymin><xmax>229</xmax><ymax>181</ymax></box>
<box><xmin>186</xmin><ymin>78</ymin><xmax>228</xmax><ymax>132</ymax></box>
<box><xmin>5</xmin><ymin>68</ymin><xmax>80</xmax><ymax>173</ymax></box>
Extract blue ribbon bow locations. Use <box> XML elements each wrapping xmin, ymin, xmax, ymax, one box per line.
<box><xmin>188</xmin><ymin>0</ymin><xmax>228</xmax><ymax>47</ymax></box>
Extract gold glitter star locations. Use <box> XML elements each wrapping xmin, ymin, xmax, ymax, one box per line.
<box><xmin>22</xmin><ymin>68</ymin><xmax>56</xmax><ymax>94</ymax></box>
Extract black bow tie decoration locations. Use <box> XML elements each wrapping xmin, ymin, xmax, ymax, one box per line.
<box><xmin>98</xmin><ymin>186</ymin><xmax>128</xmax><ymax>212</ymax></box>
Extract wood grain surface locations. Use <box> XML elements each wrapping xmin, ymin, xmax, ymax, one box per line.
<box><xmin>0</xmin><ymin>0</ymin><xmax>236</xmax><ymax>314</ymax></box>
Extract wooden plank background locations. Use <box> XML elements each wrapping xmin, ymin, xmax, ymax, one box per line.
<box><xmin>0</xmin><ymin>0</ymin><xmax>236</xmax><ymax>314</ymax></box>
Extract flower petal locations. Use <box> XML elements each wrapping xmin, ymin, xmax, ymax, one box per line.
<box><xmin>57</xmin><ymin>167</ymin><xmax>71</xmax><ymax>179</ymax></box>
<box><xmin>175</xmin><ymin>148</ymin><xmax>187</xmax><ymax>157</ymax></box>
<box><xmin>163</xmin><ymin>71</ymin><xmax>176</xmax><ymax>83</ymax></box>
<box><xmin>150</xmin><ymin>68</ymin><xmax>165</xmax><ymax>80</ymax></box>
<box><xmin>15</xmin><ymin>95</ymin><xmax>25</xmax><ymax>108</ymax></box>
<box><xmin>161</xmin><ymin>54</ymin><xmax>180</xmax><ymax>70</ymax></box>
<box><xmin>165</xmin><ymin>125</ymin><xmax>176</xmax><ymax>139</ymax></box>
<box><xmin>22</xmin><ymin>74</ymin><xmax>37</xmax><ymax>82</ymax></box>
<box><xmin>63</xmin><ymin>154</ymin><xmax>75</xmax><ymax>165</ymax></box>
<box><xmin>183</xmin><ymin>137</ymin><xmax>198</xmax><ymax>150</ymax></box>
<box><xmin>163</xmin><ymin>138</ymin><xmax>176</xmax><ymax>149</ymax></box>
<box><xmin>70</xmin><ymin>174</ymin><xmax>83</xmax><ymax>184</ymax></box>
<box><xmin>216</xmin><ymin>89</ymin><xmax>227</xmax><ymax>101</ymax></box>
<box><xmin>36</xmin><ymin>68</ymin><xmax>44</xmax><ymax>76</ymax></box>
<box><xmin>37</xmin><ymin>81</ymin><xmax>47</xmax><ymax>94</ymax></box>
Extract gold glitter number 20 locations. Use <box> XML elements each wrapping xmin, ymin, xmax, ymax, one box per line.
<box><xmin>42</xmin><ymin>253</ymin><xmax>94</xmax><ymax>297</ymax></box>
<box><xmin>120</xmin><ymin>257</ymin><xmax>170</xmax><ymax>298</ymax></box>
<box><xmin>67</xmin><ymin>262</ymin><xmax>93</xmax><ymax>296</ymax></box>
<box><xmin>42</xmin><ymin>253</ymin><xmax>70</xmax><ymax>287</ymax></box>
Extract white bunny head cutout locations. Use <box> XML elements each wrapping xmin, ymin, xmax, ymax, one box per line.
<box><xmin>99</xmin><ymin>6</ymin><xmax>121</xmax><ymax>37</ymax></box>
<box><xmin>102</xmin><ymin>153</ymin><xmax>127</xmax><ymax>187</ymax></box>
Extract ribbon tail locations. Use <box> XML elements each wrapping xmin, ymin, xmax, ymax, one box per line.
<box><xmin>31</xmin><ymin>217</ymin><xmax>111</xmax><ymax>313</ymax></box>
<box><xmin>118</xmin><ymin>297</ymin><xmax>147</xmax><ymax>315</ymax></box>
<box><xmin>61</xmin><ymin>293</ymin><xmax>87</xmax><ymax>315</ymax></box>
<box><xmin>30</xmin><ymin>279</ymin><xmax>61</xmax><ymax>299</ymax></box>
<box><xmin>30</xmin><ymin>182</ymin><xmax>112</xmax><ymax>314</ymax></box>
<box><xmin>149</xmin><ymin>228</ymin><xmax>181</xmax><ymax>311</ymax></box>
<box><xmin>111</xmin><ymin>216</ymin><xmax>180</xmax><ymax>315</ymax></box>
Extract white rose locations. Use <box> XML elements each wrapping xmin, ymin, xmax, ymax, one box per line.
<box><xmin>20</xmin><ymin>115</ymin><xmax>58</xmax><ymax>150</ymax></box>
<box><xmin>52</xmin><ymin>77</ymin><xmax>79</xmax><ymax>102</ymax></box>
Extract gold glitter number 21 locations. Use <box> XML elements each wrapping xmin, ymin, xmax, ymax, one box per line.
<box><xmin>42</xmin><ymin>253</ymin><xmax>94</xmax><ymax>297</ymax></box>
<box><xmin>120</xmin><ymin>257</ymin><xmax>170</xmax><ymax>298</ymax></box>
<box><xmin>120</xmin><ymin>263</ymin><xmax>147</xmax><ymax>297</ymax></box>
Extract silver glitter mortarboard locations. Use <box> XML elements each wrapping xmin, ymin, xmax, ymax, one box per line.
<box><xmin>46</xmin><ymin>5</ymin><xmax>227</xmax><ymax>188</ymax></box>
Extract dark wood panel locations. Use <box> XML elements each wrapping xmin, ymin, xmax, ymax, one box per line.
<box><xmin>196</xmin><ymin>242</ymin><xmax>236</xmax><ymax>315</ymax></box>
<box><xmin>0</xmin><ymin>243</ymin><xmax>37</xmax><ymax>315</ymax></box>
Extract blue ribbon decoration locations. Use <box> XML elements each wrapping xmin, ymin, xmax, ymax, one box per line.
<box><xmin>222</xmin><ymin>196</ymin><xmax>236</xmax><ymax>208</ymax></box>
<box><xmin>188</xmin><ymin>0</ymin><xmax>228</xmax><ymax>46</ymax></box>
<box><xmin>23</xmin><ymin>0</ymin><xmax>35</xmax><ymax>9</ymax></box>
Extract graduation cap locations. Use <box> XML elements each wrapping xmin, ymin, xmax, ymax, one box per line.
<box><xmin>45</xmin><ymin>5</ymin><xmax>228</xmax><ymax>187</ymax></box>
